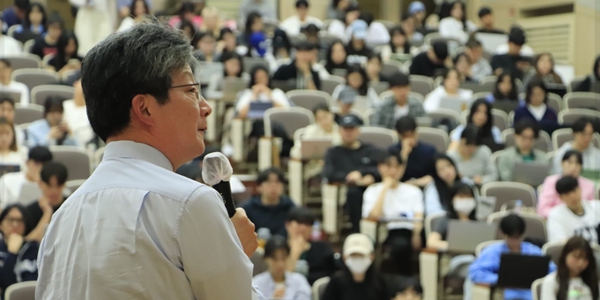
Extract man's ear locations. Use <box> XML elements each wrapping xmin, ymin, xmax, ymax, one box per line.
<box><xmin>130</xmin><ymin>94</ymin><xmax>155</xmax><ymax>126</ymax></box>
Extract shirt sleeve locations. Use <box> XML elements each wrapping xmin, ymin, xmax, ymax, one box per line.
<box><xmin>176</xmin><ymin>187</ymin><xmax>254</xmax><ymax>300</ymax></box>
<box><xmin>496</xmin><ymin>151</ymin><xmax>513</xmax><ymax>181</ymax></box>
<box><xmin>294</xmin><ymin>274</ymin><xmax>312</xmax><ymax>300</ymax></box>
<box><xmin>272</xmin><ymin>89</ymin><xmax>290</xmax><ymax>107</ymax></box>
<box><xmin>469</xmin><ymin>245</ymin><xmax>501</xmax><ymax>284</ymax></box>
<box><xmin>361</xmin><ymin>185</ymin><xmax>379</xmax><ymax>219</ymax></box>
<box><xmin>424</xmin><ymin>182</ymin><xmax>443</xmax><ymax>216</ymax></box>
<box><xmin>547</xmin><ymin>210</ymin><xmax>569</xmax><ymax>243</ymax></box>
<box><xmin>540</xmin><ymin>273</ymin><xmax>557</xmax><ymax>300</ymax></box>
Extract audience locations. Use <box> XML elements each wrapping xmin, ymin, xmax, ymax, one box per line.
<box><xmin>193</xmin><ymin>32</ymin><xmax>219</xmax><ymax>62</ymax></box>
<box><xmin>285</xmin><ymin>208</ymin><xmax>337</xmax><ymax>285</ymax></box>
<box><xmin>1</xmin><ymin>0</ymin><xmax>29</xmax><ymax>28</ymax></box>
<box><xmin>46</xmin><ymin>31</ymin><xmax>82</xmax><ymax>76</ymax></box>
<box><xmin>513</xmin><ymin>78</ymin><xmax>559</xmax><ymax>131</ymax></box>
<box><xmin>539</xmin><ymin>150</ymin><xmax>595</xmax><ymax>218</ymax></box>
<box><xmin>324</xmin><ymin>41</ymin><xmax>349</xmax><ymax>76</ymax></box>
<box><xmin>425</xmin><ymin>154</ymin><xmax>475</xmax><ymax>215</ymax></box>
<box><xmin>236</xmin><ymin>65</ymin><xmax>290</xmax><ymax>119</ymax></box>
<box><xmin>274</xmin><ymin>42</ymin><xmax>321</xmax><ymax>90</ymax></box>
<box><xmin>365</xmin><ymin>55</ymin><xmax>387</xmax><ymax>84</ymax></box>
<box><xmin>168</xmin><ymin>2</ymin><xmax>201</xmax><ymax>29</ymax></box>
<box><xmin>491</xmin><ymin>26</ymin><xmax>530</xmax><ymax>80</ymax></box>
<box><xmin>0</xmin><ymin>146</ymin><xmax>52</xmax><ymax>207</ymax></box>
<box><xmin>239</xmin><ymin>0</ymin><xmax>277</xmax><ymax>25</ymax></box>
<box><xmin>280</xmin><ymin>0</ymin><xmax>322</xmax><ymax>36</ymax></box>
<box><xmin>400</xmin><ymin>13</ymin><xmax>423</xmax><ymax>44</ymax></box>
<box><xmin>321</xmin><ymin>233</ymin><xmax>389</xmax><ymax>300</ymax></box>
<box><xmin>408</xmin><ymin>1</ymin><xmax>426</xmax><ymax>31</ymax></box>
<box><xmin>464</xmin><ymin>39</ymin><xmax>492</xmax><ymax>81</ymax></box>
<box><xmin>332</xmin><ymin>66</ymin><xmax>379</xmax><ymax>108</ymax></box>
<box><xmin>28</xmin><ymin>96</ymin><xmax>77</xmax><ymax>147</ymax></box>
<box><xmin>371</xmin><ymin>73</ymin><xmax>425</xmax><ymax>129</ymax></box>
<box><xmin>327</xmin><ymin>0</ymin><xmax>352</xmax><ymax>20</ymax></box>
<box><xmin>199</xmin><ymin>6</ymin><xmax>230</xmax><ymax>38</ymax></box>
<box><xmin>388</xmin><ymin>116</ymin><xmax>436</xmax><ymax>186</ymax></box>
<box><xmin>363</xmin><ymin>153</ymin><xmax>423</xmax><ymax>275</ymax></box>
<box><xmin>469</xmin><ymin>214</ymin><xmax>556</xmax><ymax>300</ymax></box>
<box><xmin>380</xmin><ymin>27</ymin><xmax>412</xmax><ymax>62</ymax></box>
<box><xmin>497</xmin><ymin>120</ymin><xmax>549</xmax><ymax>181</ymax></box>
<box><xmin>328</xmin><ymin>4</ymin><xmax>361</xmax><ymax>43</ymax></box>
<box><xmin>240</xmin><ymin>167</ymin><xmax>296</xmax><ymax>237</ymax></box>
<box><xmin>574</xmin><ymin>55</ymin><xmax>600</xmax><ymax>93</ymax></box>
<box><xmin>448</xmin><ymin>99</ymin><xmax>502</xmax><ymax>151</ymax></box>
<box><xmin>438</xmin><ymin>1</ymin><xmax>476</xmax><ymax>44</ymax></box>
<box><xmin>0</xmin><ymin>204</ymin><xmax>39</xmax><ymax>296</ymax></box>
<box><xmin>485</xmin><ymin>72</ymin><xmax>520</xmax><ymax>103</ymax></box>
<box><xmin>423</xmin><ymin>69</ymin><xmax>473</xmax><ymax>113</ymax></box>
<box><xmin>207</xmin><ymin>52</ymin><xmax>246</xmax><ymax>95</ymax></box>
<box><xmin>523</xmin><ymin>53</ymin><xmax>564</xmax><ymax>88</ymax></box>
<box><xmin>344</xmin><ymin>20</ymin><xmax>373</xmax><ymax>65</ymax></box>
<box><xmin>447</xmin><ymin>125</ymin><xmax>498</xmax><ymax>185</ymax></box>
<box><xmin>540</xmin><ymin>237</ymin><xmax>599</xmax><ymax>300</ymax></box>
<box><xmin>0</xmin><ymin>59</ymin><xmax>29</xmax><ymax>105</ymax></box>
<box><xmin>216</xmin><ymin>27</ymin><xmax>238</xmax><ymax>57</ymax></box>
<box><xmin>62</xmin><ymin>78</ymin><xmax>93</xmax><ymax>147</ymax></box>
<box><xmin>409</xmin><ymin>41</ymin><xmax>448</xmax><ymax>78</ymax></box>
<box><xmin>389</xmin><ymin>277</ymin><xmax>423</xmax><ymax>300</ymax></box>
<box><xmin>548</xmin><ymin>176</ymin><xmax>600</xmax><ymax>244</ymax></box>
<box><xmin>323</xmin><ymin>114</ymin><xmax>382</xmax><ymax>233</ymax></box>
<box><xmin>553</xmin><ymin>117</ymin><xmax>600</xmax><ymax>174</ymax></box>
<box><xmin>291</xmin><ymin>104</ymin><xmax>341</xmax><ymax>162</ymax></box>
<box><xmin>30</xmin><ymin>12</ymin><xmax>63</xmax><ymax>59</ymax></box>
<box><xmin>454</xmin><ymin>52</ymin><xmax>474</xmax><ymax>82</ymax></box>
<box><xmin>117</xmin><ymin>0</ymin><xmax>149</xmax><ymax>32</ymax></box>
<box><xmin>475</xmin><ymin>7</ymin><xmax>504</xmax><ymax>34</ymax></box>
<box><xmin>253</xmin><ymin>236</ymin><xmax>311</xmax><ymax>300</ymax></box>
<box><xmin>0</xmin><ymin>117</ymin><xmax>24</xmax><ymax>176</ymax></box>
<box><xmin>12</xmin><ymin>2</ymin><xmax>46</xmax><ymax>44</ymax></box>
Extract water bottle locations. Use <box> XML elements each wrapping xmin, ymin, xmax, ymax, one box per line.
<box><xmin>311</xmin><ymin>221</ymin><xmax>322</xmax><ymax>241</ymax></box>
<box><xmin>513</xmin><ymin>200</ymin><xmax>523</xmax><ymax>213</ymax></box>
<box><xmin>257</xmin><ymin>228</ymin><xmax>271</xmax><ymax>249</ymax></box>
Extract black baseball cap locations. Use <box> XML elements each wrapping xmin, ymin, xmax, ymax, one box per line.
<box><xmin>339</xmin><ymin>114</ymin><xmax>363</xmax><ymax>128</ymax></box>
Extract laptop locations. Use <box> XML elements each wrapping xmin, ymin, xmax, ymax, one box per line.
<box><xmin>300</xmin><ymin>139</ymin><xmax>332</xmax><ymax>160</ymax></box>
<box><xmin>492</xmin><ymin>101</ymin><xmax>521</xmax><ymax>114</ymax></box>
<box><xmin>439</xmin><ymin>97</ymin><xmax>472</xmax><ymax>112</ymax></box>
<box><xmin>247</xmin><ymin>102</ymin><xmax>273</xmax><ymax>119</ymax></box>
<box><xmin>446</xmin><ymin>220</ymin><xmax>497</xmax><ymax>253</ymax></box>
<box><xmin>512</xmin><ymin>162</ymin><xmax>550</xmax><ymax>187</ymax></box>
<box><xmin>497</xmin><ymin>254</ymin><xmax>550</xmax><ymax>289</ymax></box>
<box><xmin>546</xmin><ymin>84</ymin><xmax>567</xmax><ymax>98</ymax></box>
<box><xmin>474</xmin><ymin>33</ymin><xmax>508</xmax><ymax>54</ymax></box>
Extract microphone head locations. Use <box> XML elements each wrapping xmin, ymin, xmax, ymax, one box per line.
<box><xmin>202</xmin><ymin>152</ymin><xmax>233</xmax><ymax>186</ymax></box>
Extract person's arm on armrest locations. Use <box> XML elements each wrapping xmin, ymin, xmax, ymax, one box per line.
<box><xmin>469</xmin><ymin>247</ymin><xmax>501</xmax><ymax>284</ymax></box>
<box><xmin>426</xmin><ymin>232</ymin><xmax>448</xmax><ymax>251</ymax></box>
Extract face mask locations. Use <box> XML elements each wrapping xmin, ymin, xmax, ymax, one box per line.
<box><xmin>345</xmin><ymin>256</ymin><xmax>372</xmax><ymax>274</ymax></box>
<box><xmin>453</xmin><ymin>198</ymin><xmax>476</xmax><ymax>214</ymax></box>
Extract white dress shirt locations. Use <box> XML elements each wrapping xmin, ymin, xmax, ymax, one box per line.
<box><xmin>36</xmin><ymin>141</ymin><xmax>256</xmax><ymax>299</ymax></box>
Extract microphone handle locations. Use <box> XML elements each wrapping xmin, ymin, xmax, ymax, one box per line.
<box><xmin>213</xmin><ymin>181</ymin><xmax>236</xmax><ymax>218</ymax></box>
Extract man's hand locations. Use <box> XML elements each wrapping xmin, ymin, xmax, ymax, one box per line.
<box><xmin>357</xmin><ymin>174</ymin><xmax>375</xmax><ymax>187</ymax></box>
<box><xmin>346</xmin><ymin>171</ymin><xmax>362</xmax><ymax>184</ymax></box>
<box><xmin>39</xmin><ymin>197</ymin><xmax>54</xmax><ymax>214</ymax></box>
<box><xmin>289</xmin><ymin>235</ymin><xmax>308</xmax><ymax>254</ymax></box>
<box><xmin>48</xmin><ymin>126</ymin><xmax>64</xmax><ymax>139</ymax></box>
<box><xmin>401</xmin><ymin>137</ymin><xmax>415</xmax><ymax>160</ymax></box>
<box><xmin>7</xmin><ymin>233</ymin><xmax>23</xmax><ymax>254</ymax></box>
<box><xmin>473</xmin><ymin>175</ymin><xmax>483</xmax><ymax>185</ymax></box>
<box><xmin>296</xmin><ymin>61</ymin><xmax>312</xmax><ymax>75</ymax></box>
<box><xmin>231</xmin><ymin>208</ymin><xmax>258</xmax><ymax>257</ymax></box>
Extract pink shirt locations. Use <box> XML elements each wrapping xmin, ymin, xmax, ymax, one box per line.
<box><xmin>537</xmin><ymin>174</ymin><xmax>596</xmax><ymax>218</ymax></box>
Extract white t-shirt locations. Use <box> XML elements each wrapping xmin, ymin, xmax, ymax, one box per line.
<box><xmin>279</xmin><ymin>15</ymin><xmax>323</xmax><ymax>36</ymax></box>
<box><xmin>394</xmin><ymin>104</ymin><xmax>410</xmax><ymax>119</ymax></box>
<box><xmin>362</xmin><ymin>183</ymin><xmax>424</xmax><ymax>230</ymax></box>
<box><xmin>0</xmin><ymin>36</ymin><xmax>22</xmax><ymax>56</ymax></box>
<box><xmin>0</xmin><ymin>80</ymin><xmax>29</xmax><ymax>105</ymax></box>
<box><xmin>235</xmin><ymin>88</ymin><xmax>290</xmax><ymax>112</ymax></box>
<box><xmin>541</xmin><ymin>272</ymin><xmax>596</xmax><ymax>300</ymax></box>
<box><xmin>547</xmin><ymin>200</ymin><xmax>600</xmax><ymax>244</ymax></box>
<box><xmin>423</xmin><ymin>86</ymin><xmax>473</xmax><ymax>113</ymax></box>
<box><xmin>63</xmin><ymin>100</ymin><xmax>94</xmax><ymax>146</ymax></box>
<box><xmin>438</xmin><ymin>17</ymin><xmax>477</xmax><ymax>44</ymax></box>
<box><xmin>528</xmin><ymin>104</ymin><xmax>547</xmax><ymax>121</ymax></box>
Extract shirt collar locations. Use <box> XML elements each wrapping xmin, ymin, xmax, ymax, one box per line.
<box><xmin>103</xmin><ymin>141</ymin><xmax>174</xmax><ymax>171</ymax></box>
<box><xmin>515</xmin><ymin>147</ymin><xmax>535</xmax><ymax>158</ymax></box>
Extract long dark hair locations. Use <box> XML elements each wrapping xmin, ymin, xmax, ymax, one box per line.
<box><xmin>0</xmin><ymin>204</ymin><xmax>35</xmax><ymax>237</ymax></box>
<box><xmin>468</xmin><ymin>99</ymin><xmax>494</xmax><ymax>140</ymax></box>
<box><xmin>525</xmin><ymin>78</ymin><xmax>548</xmax><ymax>105</ymax></box>
<box><xmin>244</xmin><ymin>12</ymin><xmax>262</xmax><ymax>41</ymax></box>
<box><xmin>556</xmin><ymin>237</ymin><xmax>599</xmax><ymax>300</ymax></box>
<box><xmin>129</xmin><ymin>0</ymin><xmax>150</xmax><ymax>17</ymax></box>
<box><xmin>447</xmin><ymin>182</ymin><xmax>477</xmax><ymax>220</ymax></box>
<box><xmin>388</xmin><ymin>26</ymin><xmax>411</xmax><ymax>54</ymax></box>
<box><xmin>493</xmin><ymin>72</ymin><xmax>519</xmax><ymax>101</ymax></box>
<box><xmin>325</xmin><ymin>41</ymin><xmax>348</xmax><ymax>73</ymax></box>
<box><xmin>433</xmin><ymin>154</ymin><xmax>461</xmax><ymax>211</ymax></box>
<box><xmin>54</xmin><ymin>31</ymin><xmax>79</xmax><ymax>69</ymax></box>
<box><xmin>249</xmin><ymin>65</ymin><xmax>272</xmax><ymax>89</ymax></box>
<box><xmin>346</xmin><ymin>65</ymin><xmax>369</xmax><ymax>96</ymax></box>
<box><xmin>24</xmin><ymin>3</ymin><xmax>47</xmax><ymax>29</ymax></box>
<box><xmin>440</xmin><ymin>1</ymin><xmax>467</xmax><ymax>30</ymax></box>
<box><xmin>220</xmin><ymin>51</ymin><xmax>243</xmax><ymax>78</ymax></box>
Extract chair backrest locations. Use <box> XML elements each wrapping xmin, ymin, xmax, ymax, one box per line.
<box><xmin>487</xmin><ymin>211</ymin><xmax>547</xmax><ymax>243</ymax></box>
<box><xmin>369</xmin><ymin>81</ymin><xmax>390</xmax><ymax>95</ymax></box>
<box><xmin>479</xmin><ymin>76</ymin><xmax>498</xmax><ymax>93</ymax></box>
<box><xmin>30</xmin><ymin>85</ymin><xmax>75</xmax><ymax>106</ymax></box>
<box><xmin>565</xmin><ymin>92</ymin><xmax>600</xmax><ymax>110</ymax></box>
<box><xmin>531</xmin><ymin>278</ymin><xmax>544</xmax><ymax>300</ymax></box>
<box><xmin>476</xmin><ymin>240</ymin><xmax>503</xmax><ymax>257</ymax></box>
<box><xmin>318</xmin><ymin>32</ymin><xmax>343</xmax><ymax>47</ymax></box>
<box><xmin>11</xmin><ymin>69</ymin><xmax>59</xmax><ymax>91</ymax></box>
<box><xmin>480</xmin><ymin>181</ymin><xmax>537</xmax><ymax>212</ymax></box>
<box><xmin>381</xmin><ymin>60</ymin><xmax>403</xmax><ymax>79</ymax></box>
<box><xmin>14</xmin><ymin>103</ymin><xmax>43</xmax><ymax>125</ymax></box>
<box><xmin>242</xmin><ymin>57</ymin><xmax>269</xmax><ymax>74</ymax></box>
<box><xmin>491</xmin><ymin>109</ymin><xmax>509</xmax><ymax>131</ymax></box>
<box><xmin>264</xmin><ymin>107</ymin><xmax>314</xmax><ymax>139</ymax></box>
<box><xmin>50</xmin><ymin>146</ymin><xmax>92</xmax><ymax>181</ymax></box>
<box><xmin>546</xmin><ymin>93</ymin><xmax>563</xmax><ymax>113</ymax></box>
<box><xmin>569</xmin><ymin>77</ymin><xmax>586</xmax><ymax>93</ymax></box>
<box><xmin>409</xmin><ymin>75</ymin><xmax>434</xmax><ymax>97</ymax></box>
<box><xmin>426</xmin><ymin>108</ymin><xmax>461</xmax><ymax>128</ymax></box>
<box><xmin>3</xmin><ymin>55</ymin><xmax>40</xmax><ymax>70</ymax></box>
<box><xmin>416</xmin><ymin>127</ymin><xmax>449</xmax><ymax>152</ymax></box>
<box><xmin>5</xmin><ymin>281</ymin><xmax>36</xmax><ymax>300</ymax></box>
<box><xmin>552</xmin><ymin>128</ymin><xmax>600</xmax><ymax>150</ymax></box>
<box><xmin>321</xmin><ymin>76</ymin><xmax>345</xmax><ymax>96</ymax></box>
<box><xmin>425</xmin><ymin>211</ymin><xmax>447</xmax><ymax>239</ymax></box>
<box><xmin>542</xmin><ymin>240</ymin><xmax>565</xmax><ymax>265</ymax></box>
<box><xmin>358</xmin><ymin>127</ymin><xmax>398</xmax><ymax>149</ymax></box>
<box><xmin>353</xmin><ymin>96</ymin><xmax>370</xmax><ymax>112</ymax></box>
<box><xmin>286</xmin><ymin>90</ymin><xmax>333</xmax><ymax>110</ymax></box>
<box><xmin>502</xmin><ymin>128</ymin><xmax>552</xmax><ymax>152</ymax></box>
<box><xmin>312</xmin><ymin>277</ymin><xmax>330</xmax><ymax>300</ymax></box>
<box><xmin>558</xmin><ymin>108</ymin><xmax>600</xmax><ymax>125</ymax></box>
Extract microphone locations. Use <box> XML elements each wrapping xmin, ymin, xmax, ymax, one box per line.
<box><xmin>202</xmin><ymin>152</ymin><xmax>236</xmax><ymax>218</ymax></box>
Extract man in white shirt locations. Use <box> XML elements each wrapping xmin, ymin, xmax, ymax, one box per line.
<box><xmin>0</xmin><ymin>146</ymin><xmax>52</xmax><ymax>207</ymax></box>
<box><xmin>36</xmin><ymin>21</ymin><xmax>262</xmax><ymax>300</ymax></box>
<box><xmin>62</xmin><ymin>78</ymin><xmax>95</xmax><ymax>147</ymax></box>
<box><xmin>0</xmin><ymin>59</ymin><xmax>29</xmax><ymax>105</ymax></box>
<box><xmin>547</xmin><ymin>176</ymin><xmax>600</xmax><ymax>244</ymax></box>
<box><xmin>0</xmin><ymin>31</ymin><xmax>22</xmax><ymax>56</ymax></box>
<box><xmin>279</xmin><ymin>0</ymin><xmax>322</xmax><ymax>37</ymax></box>
<box><xmin>553</xmin><ymin>117</ymin><xmax>600</xmax><ymax>174</ymax></box>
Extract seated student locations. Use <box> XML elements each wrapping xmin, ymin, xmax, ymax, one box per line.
<box><xmin>322</xmin><ymin>233</ymin><xmax>389</xmax><ymax>300</ymax></box>
<box><xmin>290</xmin><ymin>103</ymin><xmax>341</xmax><ymax>163</ymax></box>
<box><xmin>324</xmin><ymin>41</ymin><xmax>349</xmax><ymax>76</ymax></box>
<box><xmin>448</xmin><ymin>99</ymin><xmax>503</xmax><ymax>151</ymax></box>
<box><xmin>380</xmin><ymin>27</ymin><xmax>412</xmax><ymax>63</ymax></box>
<box><xmin>279</xmin><ymin>0</ymin><xmax>322</xmax><ymax>37</ymax></box>
<box><xmin>285</xmin><ymin>208</ymin><xmax>337</xmax><ymax>285</ymax></box>
<box><xmin>465</xmin><ymin>39</ymin><xmax>492</xmax><ymax>82</ymax></box>
<box><xmin>193</xmin><ymin>32</ymin><xmax>219</xmax><ymax>63</ymax></box>
<box><xmin>497</xmin><ymin>119</ymin><xmax>549</xmax><ymax>181</ymax></box>
<box><xmin>475</xmin><ymin>7</ymin><xmax>505</xmax><ymax>34</ymax></box>
<box><xmin>0</xmin><ymin>204</ymin><xmax>39</xmax><ymax>296</ymax></box>
<box><xmin>553</xmin><ymin>117</ymin><xmax>600</xmax><ymax>174</ymax></box>
<box><xmin>409</xmin><ymin>41</ymin><xmax>448</xmax><ymax>78</ymax></box>
<box><xmin>345</xmin><ymin>20</ymin><xmax>374</xmax><ymax>66</ymax></box>
<box><xmin>425</xmin><ymin>154</ymin><xmax>475</xmax><ymax>215</ymax></box>
<box><xmin>438</xmin><ymin>1</ymin><xmax>477</xmax><ymax>44</ymax></box>
<box><xmin>423</xmin><ymin>69</ymin><xmax>473</xmax><ymax>113</ymax></box>
<box><xmin>206</xmin><ymin>52</ymin><xmax>247</xmax><ymax>95</ymax></box>
<box><xmin>0</xmin><ymin>117</ymin><xmax>25</xmax><ymax>174</ymax></box>
<box><xmin>216</xmin><ymin>27</ymin><xmax>238</xmax><ymax>57</ymax></box>
<box><xmin>117</xmin><ymin>0</ymin><xmax>150</xmax><ymax>32</ymax></box>
<box><xmin>27</xmin><ymin>96</ymin><xmax>77</xmax><ymax>147</ymax></box>
<box><xmin>62</xmin><ymin>78</ymin><xmax>94</xmax><ymax>147</ymax></box>
<box><xmin>513</xmin><ymin>78</ymin><xmax>559</xmax><ymax>131</ymax></box>
<box><xmin>389</xmin><ymin>277</ymin><xmax>423</xmax><ymax>300</ymax></box>
<box><xmin>253</xmin><ymin>236</ymin><xmax>311</xmax><ymax>300</ymax></box>
<box><xmin>273</xmin><ymin>41</ymin><xmax>321</xmax><ymax>90</ymax></box>
<box><xmin>547</xmin><ymin>176</ymin><xmax>600</xmax><ymax>244</ymax></box>
<box><xmin>388</xmin><ymin>116</ymin><xmax>436</xmax><ymax>186</ymax></box>
<box><xmin>484</xmin><ymin>72</ymin><xmax>521</xmax><ymax>104</ymax></box>
<box><xmin>235</xmin><ymin>65</ymin><xmax>290</xmax><ymax>119</ymax></box>
<box><xmin>523</xmin><ymin>53</ymin><xmax>564</xmax><ymax>88</ymax></box>
<box><xmin>168</xmin><ymin>2</ymin><xmax>201</xmax><ymax>29</ymax></box>
<box><xmin>370</xmin><ymin>73</ymin><xmax>425</xmax><ymax>129</ymax></box>
<box><xmin>540</xmin><ymin>236</ymin><xmax>599</xmax><ymax>300</ymax></box>
<box><xmin>447</xmin><ymin>125</ymin><xmax>498</xmax><ymax>186</ymax></box>
<box><xmin>25</xmin><ymin>162</ymin><xmax>66</xmax><ymax>243</ymax></box>
<box><xmin>30</xmin><ymin>12</ymin><xmax>63</xmax><ymax>59</ymax></box>
<box><xmin>574</xmin><ymin>55</ymin><xmax>600</xmax><ymax>93</ymax></box>
<box><xmin>400</xmin><ymin>13</ymin><xmax>424</xmax><ymax>44</ymax></box>
<box><xmin>365</xmin><ymin>55</ymin><xmax>388</xmax><ymax>84</ymax></box>
<box><xmin>200</xmin><ymin>7</ymin><xmax>233</xmax><ymax>39</ymax></box>
<box><xmin>12</xmin><ymin>2</ymin><xmax>46</xmax><ymax>44</ymax></box>
<box><xmin>323</xmin><ymin>114</ymin><xmax>382</xmax><ymax>233</ymax></box>
<box><xmin>362</xmin><ymin>153</ymin><xmax>424</xmax><ymax>276</ymax></box>
<box><xmin>332</xmin><ymin>66</ymin><xmax>380</xmax><ymax>109</ymax></box>
<box><xmin>0</xmin><ymin>59</ymin><xmax>29</xmax><ymax>105</ymax></box>
<box><xmin>0</xmin><ymin>146</ymin><xmax>52</xmax><ymax>207</ymax></box>
<box><xmin>454</xmin><ymin>53</ymin><xmax>475</xmax><ymax>82</ymax></box>
<box><xmin>468</xmin><ymin>214</ymin><xmax>556</xmax><ymax>300</ymax></box>
<box><xmin>46</xmin><ymin>31</ymin><xmax>82</xmax><ymax>77</ymax></box>
<box><xmin>491</xmin><ymin>26</ymin><xmax>530</xmax><ymax>80</ymax></box>
<box><xmin>240</xmin><ymin>167</ymin><xmax>296</xmax><ymax>237</ymax></box>
<box><xmin>539</xmin><ymin>151</ymin><xmax>595</xmax><ymax>218</ymax></box>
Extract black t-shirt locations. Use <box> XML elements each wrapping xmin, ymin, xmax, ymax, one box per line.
<box><xmin>321</xmin><ymin>271</ymin><xmax>389</xmax><ymax>300</ymax></box>
<box><xmin>26</xmin><ymin>199</ymin><xmax>62</xmax><ymax>225</ymax></box>
<box><xmin>491</xmin><ymin>54</ymin><xmax>525</xmax><ymax>80</ymax></box>
<box><xmin>345</xmin><ymin>45</ymin><xmax>373</xmax><ymax>66</ymax></box>
<box><xmin>409</xmin><ymin>52</ymin><xmax>447</xmax><ymax>77</ymax></box>
<box><xmin>303</xmin><ymin>241</ymin><xmax>337</xmax><ymax>285</ymax></box>
<box><xmin>30</xmin><ymin>35</ymin><xmax>58</xmax><ymax>59</ymax></box>
<box><xmin>48</xmin><ymin>55</ymin><xmax>83</xmax><ymax>72</ymax></box>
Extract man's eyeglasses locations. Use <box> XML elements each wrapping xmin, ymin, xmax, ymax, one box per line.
<box><xmin>170</xmin><ymin>83</ymin><xmax>201</xmax><ymax>100</ymax></box>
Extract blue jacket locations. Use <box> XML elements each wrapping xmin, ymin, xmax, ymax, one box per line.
<box><xmin>469</xmin><ymin>241</ymin><xmax>556</xmax><ymax>300</ymax></box>
<box><xmin>388</xmin><ymin>142</ymin><xmax>437</xmax><ymax>182</ymax></box>
<box><xmin>0</xmin><ymin>236</ymin><xmax>39</xmax><ymax>298</ymax></box>
<box><xmin>240</xmin><ymin>195</ymin><xmax>296</xmax><ymax>237</ymax></box>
